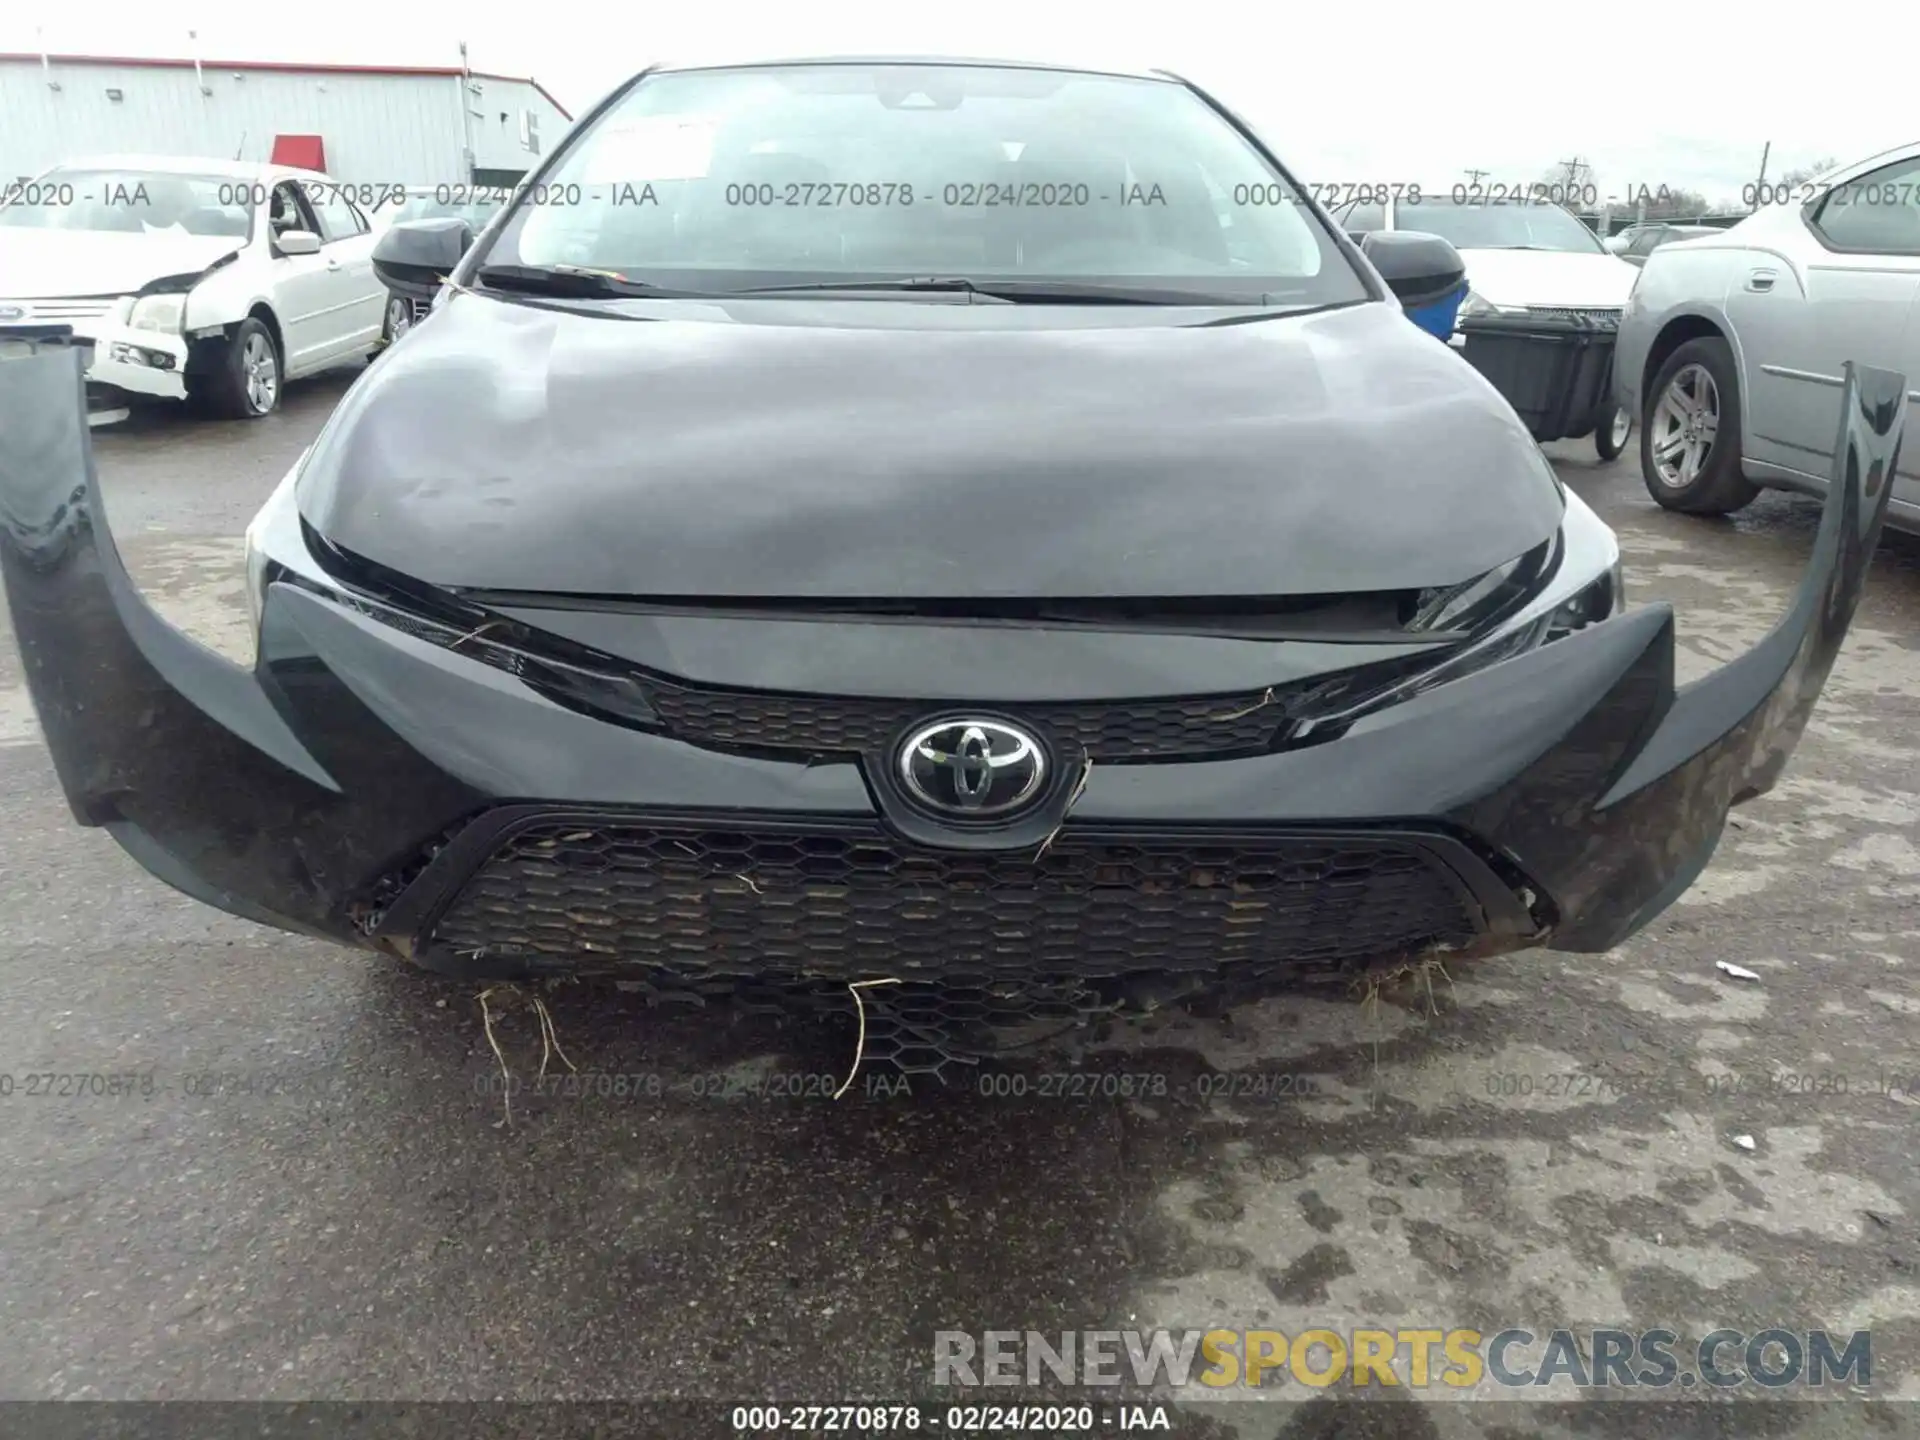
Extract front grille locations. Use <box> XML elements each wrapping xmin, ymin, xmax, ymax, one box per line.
<box><xmin>0</xmin><ymin>299</ymin><xmax>115</xmax><ymax>323</ymax></box>
<box><xmin>425</xmin><ymin>819</ymin><xmax>1484</xmax><ymax>986</ymax></box>
<box><xmin>1524</xmin><ymin>305</ymin><xmax>1622</xmax><ymax>328</ymax></box>
<box><xmin>409</xmin><ymin>298</ymin><xmax>432</xmax><ymax>324</ymax></box>
<box><xmin>644</xmin><ymin>680</ymin><xmax>1298</xmax><ymax>760</ymax></box>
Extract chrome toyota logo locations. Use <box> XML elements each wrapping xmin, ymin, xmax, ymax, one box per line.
<box><xmin>898</xmin><ymin>718</ymin><xmax>1048</xmax><ymax>818</ymax></box>
<box><xmin>0</xmin><ymin>306</ymin><xmax>25</xmax><ymax>323</ymax></box>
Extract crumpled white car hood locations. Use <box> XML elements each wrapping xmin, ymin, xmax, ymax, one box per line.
<box><xmin>0</xmin><ymin>227</ymin><xmax>240</xmax><ymax>299</ymax></box>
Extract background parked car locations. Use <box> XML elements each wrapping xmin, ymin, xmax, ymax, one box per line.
<box><xmin>368</xmin><ymin>187</ymin><xmax>504</xmax><ymax>338</ymax></box>
<box><xmin>1333</xmin><ymin>192</ymin><xmax>1641</xmax><ymax>460</ymax></box>
<box><xmin>1610</xmin><ymin>222</ymin><xmax>1723</xmax><ymax>267</ymax></box>
<box><xmin>1614</xmin><ymin>141</ymin><xmax>1920</xmax><ymax>529</ymax></box>
<box><xmin>0</xmin><ymin>155</ymin><xmax>389</xmax><ymax>419</ymax></box>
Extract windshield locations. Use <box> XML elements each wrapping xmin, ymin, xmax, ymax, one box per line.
<box><xmin>0</xmin><ymin>169</ymin><xmax>253</xmax><ymax>237</ymax></box>
<box><xmin>478</xmin><ymin>62</ymin><xmax>1367</xmax><ymax>304</ymax></box>
<box><xmin>1396</xmin><ymin>198</ymin><xmax>1605</xmax><ymax>253</ymax></box>
<box><xmin>386</xmin><ymin>194</ymin><xmax>504</xmax><ymax>229</ymax></box>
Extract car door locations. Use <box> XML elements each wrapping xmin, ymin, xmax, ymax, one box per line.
<box><xmin>301</xmin><ymin>184</ymin><xmax>386</xmax><ymax>360</ymax></box>
<box><xmin>1895</xmin><ymin>286</ymin><xmax>1920</xmax><ymax>514</ymax></box>
<box><xmin>265</xmin><ymin>180</ymin><xmax>336</xmax><ymax>373</ymax></box>
<box><xmin>1729</xmin><ymin>151</ymin><xmax>1920</xmax><ymax>478</ymax></box>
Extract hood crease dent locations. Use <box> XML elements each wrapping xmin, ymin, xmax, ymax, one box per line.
<box><xmin>299</xmin><ymin>293</ymin><xmax>1567</xmax><ymax>600</ymax></box>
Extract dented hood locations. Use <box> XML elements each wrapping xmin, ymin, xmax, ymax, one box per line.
<box><xmin>0</xmin><ymin>228</ymin><xmax>239</xmax><ymax>299</ymax></box>
<box><xmin>296</xmin><ymin>292</ymin><xmax>1566</xmax><ymax>599</ymax></box>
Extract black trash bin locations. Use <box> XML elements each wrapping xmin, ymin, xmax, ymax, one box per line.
<box><xmin>1455</xmin><ymin>308</ymin><xmax>1619</xmax><ymax>445</ymax></box>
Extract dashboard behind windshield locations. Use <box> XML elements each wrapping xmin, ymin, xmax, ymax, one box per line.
<box><xmin>478</xmin><ymin>63</ymin><xmax>1368</xmax><ymax>304</ymax></box>
<box><xmin>0</xmin><ymin>170</ymin><xmax>252</xmax><ymax>237</ymax></box>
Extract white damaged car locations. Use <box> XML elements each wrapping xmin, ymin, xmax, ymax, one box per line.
<box><xmin>0</xmin><ymin>155</ymin><xmax>389</xmax><ymax>420</ymax></box>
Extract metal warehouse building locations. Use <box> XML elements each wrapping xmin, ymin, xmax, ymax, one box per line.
<box><xmin>0</xmin><ymin>52</ymin><xmax>572</xmax><ymax>189</ymax></box>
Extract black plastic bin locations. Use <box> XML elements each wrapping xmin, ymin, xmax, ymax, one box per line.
<box><xmin>1455</xmin><ymin>310</ymin><xmax>1619</xmax><ymax>444</ymax></box>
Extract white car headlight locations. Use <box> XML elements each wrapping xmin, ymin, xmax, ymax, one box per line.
<box><xmin>1457</xmin><ymin>289</ymin><xmax>1525</xmax><ymax>321</ymax></box>
<box><xmin>128</xmin><ymin>293</ymin><xmax>187</xmax><ymax>334</ymax></box>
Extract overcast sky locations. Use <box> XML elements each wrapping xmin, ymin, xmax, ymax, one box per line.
<box><xmin>4</xmin><ymin>0</ymin><xmax>1910</xmax><ymax>204</ymax></box>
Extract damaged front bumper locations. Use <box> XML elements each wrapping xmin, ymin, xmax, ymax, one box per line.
<box><xmin>0</xmin><ymin>331</ymin><xmax>1907</xmax><ymax>1007</ymax></box>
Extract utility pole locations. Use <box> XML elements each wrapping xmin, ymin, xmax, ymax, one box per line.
<box><xmin>1555</xmin><ymin>155</ymin><xmax>1588</xmax><ymax>190</ymax></box>
<box><xmin>1751</xmin><ymin>141</ymin><xmax>1770</xmax><ymax>211</ymax></box>
<box><xmin>458</xmin><ymin>40</ymin><xmax>476</xmax><ymax>184</ymax></box>
<box><xmin>1463</xmin><ymin>168</ymin><xmax>1488</xmax><ymax>185</ymax></box>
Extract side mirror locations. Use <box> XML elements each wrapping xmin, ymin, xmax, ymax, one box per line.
<box><xmin>1359</xmin><ymin>230</ymin><xmax>1465</xmax><ymax>309</ymax></box>
<box><xmin>276</xmin><ymin>229</ymin><xmax>321</xmax><ymax>257</ymax></box>
<box><xmin>374</xmin><ymin>218</ymin><xmax>474</xmax><ymax>302</ymax></box>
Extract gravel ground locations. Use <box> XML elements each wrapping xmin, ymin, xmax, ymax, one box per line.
<box><xmin>2</xmin><ymin>363</ymin><xmax>1919</xmax><ymax>1438</ymax></box>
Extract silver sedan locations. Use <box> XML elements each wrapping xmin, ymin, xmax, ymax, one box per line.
<box><xmin>1613</xmin><ymin>140</ymin><xmax>1920</xmax><ymax>531</ymax></box>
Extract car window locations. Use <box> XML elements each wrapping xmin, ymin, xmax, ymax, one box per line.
<box><xmin>303</xmin><ymin>184</ymin><xmax>366</xmax><ymax>243</ymax></box>
<box><xmin>390</xmin><ymin>194</ymin><xmax>504</xmax><ymax>229</ymax></box>
<box><xmin>1394</xmin><ymin>197</ymin><xmax>1607</xmax><ymax>253</ymax></box>
<box><xmin>1809</xmin><ymin>155</ymin><xmax>1920</xmax><ymax>254</ymax></box>
<box><xmin>1337</xmin><ymin>200</ymin><xmax>1385</xmax><ymax>233</ymax></box>
<box><xmin>481</xmin><ymin>62</ymin><xmax>1369</xmax><ymax>306</ymax></box>
<box><xmin>1627</xmin><ymin>227</ymin><xmax>1667</xmax><ymax>256</ymax></box>
<box><xmin>0</xmin><ymin>167</ymin><xmax>252</xmax><ymax>237</ymax></box>
<box><xmin>269</xmin><ymin>181</ymin><xmax>323</xmax><ymax>247</ymax></box>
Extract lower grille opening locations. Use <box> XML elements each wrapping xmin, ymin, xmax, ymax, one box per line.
<box><xmin>422</xmin><ymin>818</ymin><xmax>1487</xmax><ymax>988</ymax></box>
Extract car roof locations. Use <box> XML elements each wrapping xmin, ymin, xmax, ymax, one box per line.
<box><xmin>647</xmin><ymin>55</ymin><xmax>1178</xmax><ymax>83</ymax></box>
<box><xmin>57</xmin><ymin>154</ymin><xmax>327</xmax><ymax>182</ymax></box>
<box><xmin>1820</xmin><ymin>139</ymin><xmax>1920</xmax><ymax>183</ymax></box>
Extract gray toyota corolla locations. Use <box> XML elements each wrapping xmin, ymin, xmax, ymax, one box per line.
<box><xmin>0</xmin><ymin>58</ymin><xmax>1906</xmax><ymax>1036</ymax></box>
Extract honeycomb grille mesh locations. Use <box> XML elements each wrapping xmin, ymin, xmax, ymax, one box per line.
<box><xmin>1523</xmin><ymin>305</ymin><xmax>1623</xmax><ymax>329</ymax></box>
<box><xmin>643</xmin><ymin>682</ymin><xmax>1292</xmax><ymax>760</ymax></box>
<box><xmin>426</xmin><ymin>820</ymin><xmax>1482</xmax><ymax>987</ymax></box>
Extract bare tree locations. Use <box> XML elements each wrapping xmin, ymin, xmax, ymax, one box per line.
<box><xmin>1616</xmin><ymin>183</ymin><xmax>1712</xmax><ymax>219</ymax></box>
<box><xmin>1776</xmin><ymin>157</ymin><xmax>1839</xmax><ymax>189</ymax></box>
<box><xmin>1540</xmin><ymin>158</ymin><xmax>1596</xmax><ymax>201</ymax></box>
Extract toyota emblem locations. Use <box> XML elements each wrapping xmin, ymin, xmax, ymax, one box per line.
<box><xmin>898</xmin><ymin>718</ymin><xmax>1048</xmax><ymax>819</ymax></box>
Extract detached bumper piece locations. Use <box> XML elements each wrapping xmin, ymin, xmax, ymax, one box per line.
<box><xmin>0</xmin><ymin>330</ymin><xmax>1907</xmax><ymax>1051</ymax></box>
<box><xmin>1458</xmin><ymin>309</ymin><xmax>1621</xmax><ymax>443</ymax></box>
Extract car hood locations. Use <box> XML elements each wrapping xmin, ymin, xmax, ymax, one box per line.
<box><xmin>296</xmin><ymin>292</ymin><xmax>1566</xmax><ymax>600</ymax></box>
<box><xmin>1458</xmin><ymin>248</ymin><xmax>1640</xmax><ymax>309</ymax></box>
<box><xmin>0</xmin><ymin>228</ymin><xmax>241</xmax><ymax>298</ymax></box>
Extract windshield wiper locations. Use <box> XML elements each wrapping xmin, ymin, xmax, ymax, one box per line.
<box><xmin>474</xmin><ymin>264</ymin><xmax>703</xmax><ymax>298</ymax></box>
<box><xmin>738</xmin><ymin>276</ymin><xmax>1236</xmax><ymax>305</ymax></box>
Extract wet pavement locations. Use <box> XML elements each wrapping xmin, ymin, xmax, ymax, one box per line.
<box><xmin>2</xmin><ymin>366</ymin><xmax>1919</xmax><ymax>1436</ymax></box>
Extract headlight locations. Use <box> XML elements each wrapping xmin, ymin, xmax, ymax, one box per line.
<box><xmin>1299</xmin><ymin>493</ymin><xmax>1621</xmax><ymax>735</ymax></box>
<box><xmin>1456</xmin><ymin>289</ymin><xmax>1525</xmax><ymax>322</ymax></box>
<box><xmin>128</xmin><ymin>293</ymin><xmax>187</xmax><ymax>334</ymax></box>
<box><xmin>1407</xmin><ymin>535</ymin><xmax>1557</xmax><ymax>634</ymax></box>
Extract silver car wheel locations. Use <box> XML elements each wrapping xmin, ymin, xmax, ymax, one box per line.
<box><xmin>1610</xmin><ymin>406</ymin><xmax>1632</xmax><ymax>449</ymax></box>
<box><xmin>386</xmin><ymin>295</ymin><xmax>412</xmax><ymax>342</ymax></box>
<box><xmin>242</xmin><ymin>331</ymin><xmax>279</xmax><ymax>415</ymax></box>
<box><xmin>1650</xmin><ymin>362</ymin><xmax>1718</xmax><ymax>488</ymax></box>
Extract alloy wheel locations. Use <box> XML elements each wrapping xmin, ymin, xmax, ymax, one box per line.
<box><xmin>243</xmin><ymin>331</ymin><xmax>279</xmax><ymax>415</ymax></box>
<box><xmin>1650</xmin><ymin>363</ymin><xmax>1718</xmax><ymax>488</ymax></box>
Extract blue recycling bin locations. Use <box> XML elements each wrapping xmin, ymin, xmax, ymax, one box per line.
<box><xmin>1404</xmin><ymin>281</ymin><xmax>1467</xmax><ymax>341</ymax></box>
